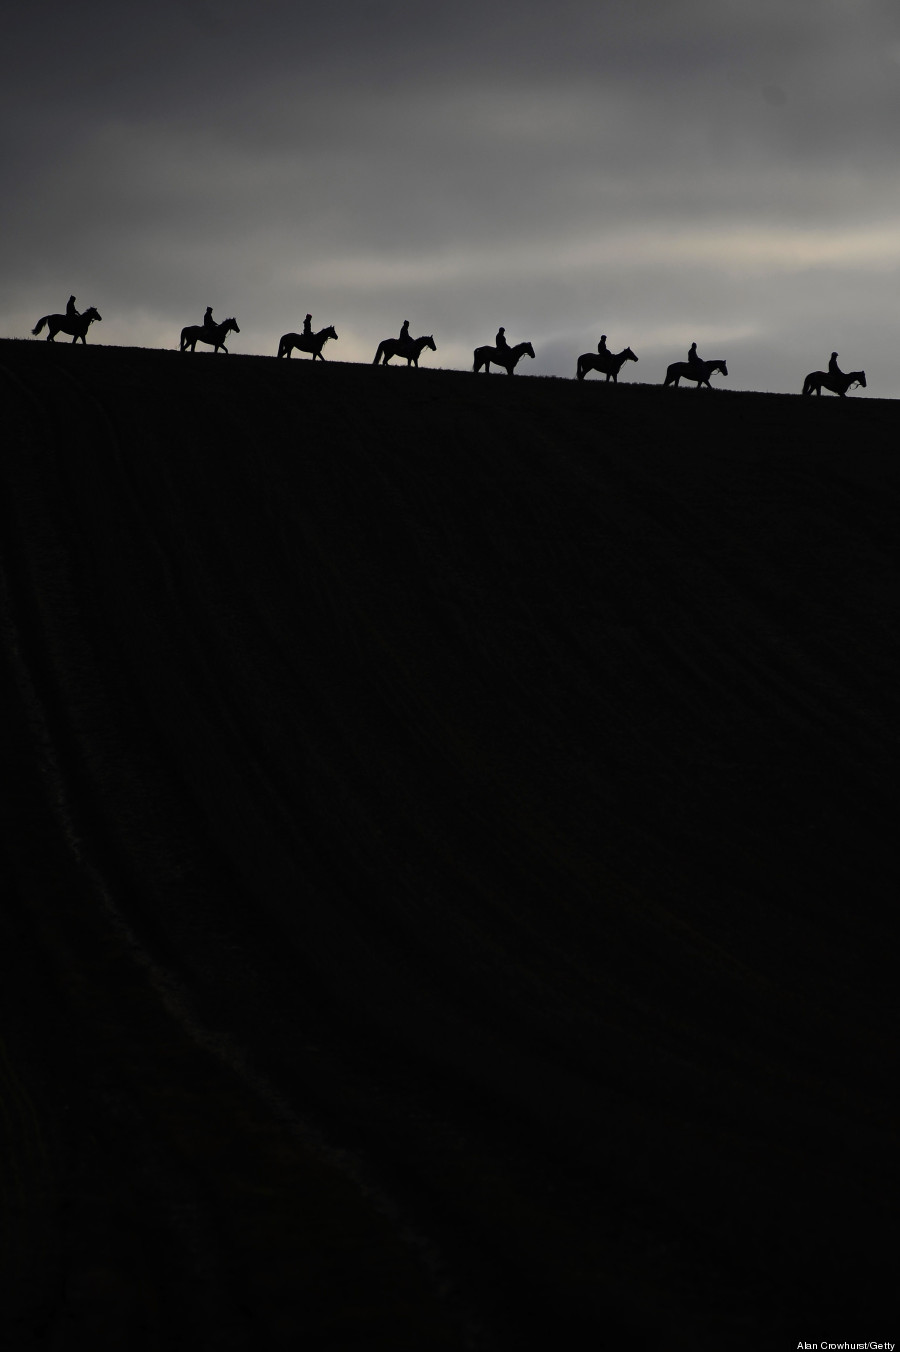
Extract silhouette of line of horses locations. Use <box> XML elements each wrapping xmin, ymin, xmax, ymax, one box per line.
<box><xmin>29</xmin><ymin>304</ymin><xmax>867</xmax><ymax>397</ymax></box>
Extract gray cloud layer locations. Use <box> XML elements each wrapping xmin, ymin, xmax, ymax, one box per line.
<box><xmin>4</xmin><ymin>1</ymin><xmax>900</xmax><ymax>391</ymax></box>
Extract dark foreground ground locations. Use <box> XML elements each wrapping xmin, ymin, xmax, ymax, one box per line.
<box><xmin>1</xmin><ymin>338</ymin><xmax>898</xmax><ymax>1349</ymax></box>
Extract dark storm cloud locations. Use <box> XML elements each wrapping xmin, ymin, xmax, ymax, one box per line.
<box><xmin>4</xmin><ymin>1</ymin><xmax>900</xmax><ymax>391</ymax></box>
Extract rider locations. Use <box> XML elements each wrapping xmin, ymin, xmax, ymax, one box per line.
<box><xmin>66</xmin><ymin>295</ymin><xmax>79</xmax><ymax>319</ymax></box>
<box><xmin>203</xmin><ymin>306</ymin><xmax>215</xmax><ymax>331</ymax></box>
<box><xmin>399</xmin><ymin>319</ymin><xmax>411</xmax><ymax>346</ymax></box>
<box><xmin>687</xmin><ymin>341</ymin><xmax>703</xmax><ymax>371</ymax></box>
<box><xmin>495</xmin><ymin>326</ymin><xmax>508</xmax><ymax>351</ymax></box>
<box><xmin>303</xmin><ymin>313</ymin><xmax>313</xmax><ymax>337</ymax></box>
<box><xmin>828</xmin><ymin>351</ymin><xmax>843</xmax><ymax>379</ymax></box>
<box><xmin>597</xmin><ymin>334</ymin><xmax>609</xmax><ymax>358</ymax></box>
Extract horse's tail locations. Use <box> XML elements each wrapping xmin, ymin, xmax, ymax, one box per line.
<box><xmin>373</xmin><ymin>341</ymin><xmax>386</xmax><ymax>365</ymax></box>
<box><xmin>277</xmin><ymin>337</ymin><xmax>288</xmax><ymax>358</ymax></box>
<box><xmin>32</xmin><ymin>317</ymin><xmax>48</xmax><ymax>335</ymax></box>
<box><xmin>802</xmin><ymin>375</ymin><xmax>814</xmax><ymax>396</ymax></box>
<box><xmin>576</xmin><ymin>356</ymin><xmax>585</xmax><ymax>381</ymax></box>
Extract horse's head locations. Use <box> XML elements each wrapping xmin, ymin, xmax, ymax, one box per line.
<box><xmin>716</xmin><ymin>360</ymin><xmax>728</xmax><ymax>376</ymax></box>
<box><xmin>855</xmin><ymin>370</ymin><xmax>867</xmax><ymax>388</ymax></box>
<box><xmin>522</xmin><ymin>341</ymin><xmax>535</xmax><ymax>359</ymax></box>
<box><xmin>323</xmin><ymin>325</ymin><xmax>338</xmax><ymax>341</ymax></box>
<box><xmin>623</xmin><ymin>347</ymin><xmax>638</xmax><ymax>362</ymax></box>
<box><xmin>225</xmin><ymin>318</ymin><xmax>240</xmax><ymax>333</ymax></box>
<box><xmin>422</xmin><ymin>334</ymin><xmax>436</xmax><ymax>351</ymax></box>
<box><xmin>84</xmin><ymin>307</ymin><xmax>101</xmax><ymax>321</ymax></box>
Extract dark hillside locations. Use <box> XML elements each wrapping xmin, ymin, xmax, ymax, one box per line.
<box><xmin>1</xmin><ymin>339</ymin><xmax>898</xmax><ymax>1349</ymax></box>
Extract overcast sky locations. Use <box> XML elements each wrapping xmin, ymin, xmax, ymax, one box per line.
<box><xmin>3</xmin><ymin>0</ymin><xmax>900</xmax><ymax>393</ymax></box>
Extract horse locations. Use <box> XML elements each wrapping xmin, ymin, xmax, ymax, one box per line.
<box><xmin>372</xmin><ymin>334</ymin><xmax>437</xmax><ymax>367</ymax></box>
<box><xmin>664</xmin><ymin>358</ymin><xmax>728</xmax><ymax>389</ymax></box>
<box><xmin>576</xmin><ymin>346</ymin><xmax>638</xmax><ymax>382</ymax></box>
<box><xmin>473</xmin><ymin>340</ymin><xmax>535</xmax><ymax>375</ymax></box>
<box><xmin>32</xmin><ymin>306</ymin><xmax>102</xmax><ymax>344</ymax></box>
<box><xmin>180</xmin><ymin>317</ymin><xmax>240</xmax><ymax>353</ymax></box>
<box><xmin>277</xmin><ymin>325</ymin><xmax>338</xmax><ymax>360</ymax></box>
<box><xmin>802</xmin><ymin>369</ymin><xmax>866</xmax><ymax>397</ymax></box>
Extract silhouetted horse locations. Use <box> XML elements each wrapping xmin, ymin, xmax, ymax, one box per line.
<box><xmin>180</xmin><ymin>317</ymin><xmax>240</xmax><ymax>353</ymax></box>
<box><xmin>664</xmin><ymin>358</ymin><xmax>728</xmax><ymax>389</ymax></box>
<box><xmin>576</xmin><ymin>346</ymin><xmax>638</xmax><ymax>382</ymax></box>
<box><xmin>802</xmin><ymin>369</ymin><xmax>866</xmax><ymax>397</ymax></box>
<box><xmin>32</xmin><ymin>306</ymin><xmax>102</xmax><ymax>344</ymax></box>
<box><xmin>372</xmin><ymin>334</ymin><xmax>437</xmax><ymax>367</ymax></box>
<box><xmin>473</xmin><ymin>340</ymin><xmax>535</xmax><ymax>375</ymax></box>
<box><xmin>277</xmin><ymin>325</ymin><xmax>338</xmax><ymax>360</ymax></box>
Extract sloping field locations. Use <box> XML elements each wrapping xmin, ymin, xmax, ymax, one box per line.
<box><xmin>1</xmin><ymin>339</ymin><xmax>898</xmax><ymax>1349</ymax></box>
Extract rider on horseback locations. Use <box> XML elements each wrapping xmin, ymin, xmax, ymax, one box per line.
<box><xmin>303</xmin><ymin>314</ymin><xmax>313</xmax><ymax>337</ymax></box>
<box><xmin>687</xmin><ymin>341</ymin><xmax>703</xmax><ymax>372</ymax></box>
<box><xmin>495</xmin><ymin>326</ymin><xmax>509</xmax><ymax>351</ymax></box>
<box><xmin>203</xmin><ymin>306</ymin><xmax>215</xmax><ymax>331</ymax></box>
<box><xmin>828</xmin><ymin>351</ymin><xmax>844</xmax><ymax>379</ymax></box>
<box><xmin>597</xmin><ymin>334</ymin><xmax>609</xmax><ymax>355</ymax></box>
<box><xmin>66</xmin><ymin>295</ymin><xmax>79</xmax><ymax>319</ymax></box>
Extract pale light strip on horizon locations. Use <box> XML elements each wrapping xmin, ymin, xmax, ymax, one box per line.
<box><xmin>299</xmin><ymin>224</ymin><xmax>900</xmax><ymax>292</ymax></box>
